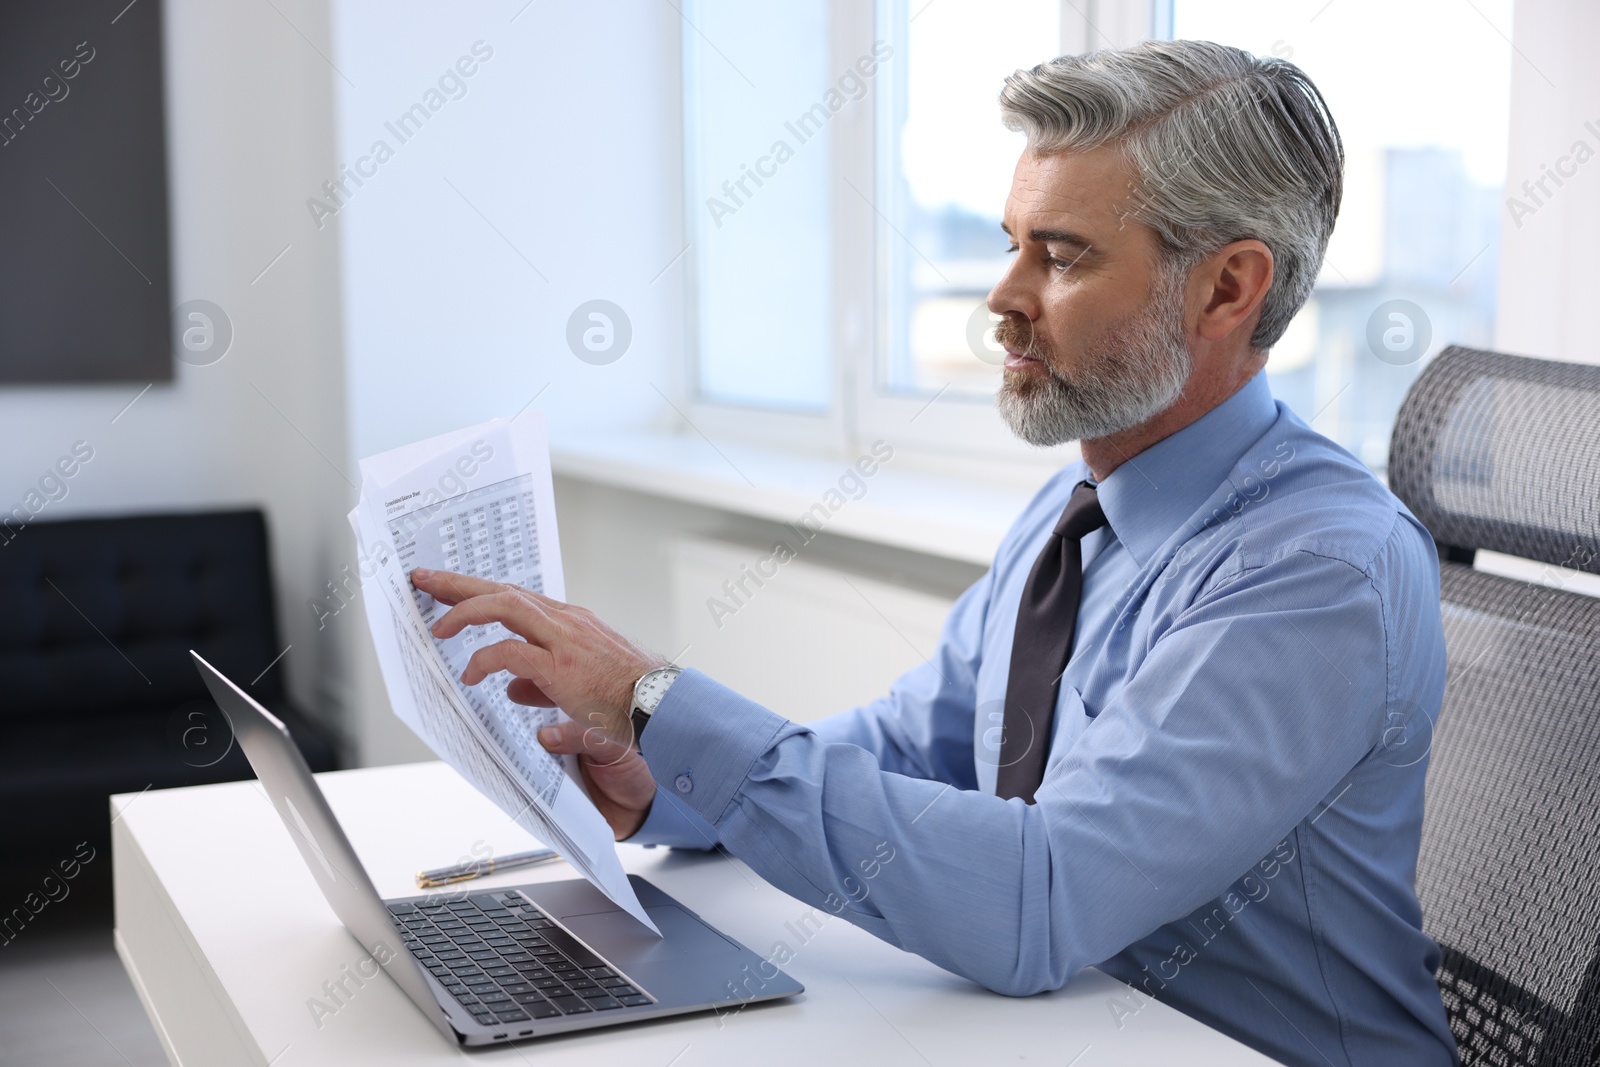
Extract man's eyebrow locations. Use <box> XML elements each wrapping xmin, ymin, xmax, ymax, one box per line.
<box><xmin>1029</xmin><ymin>228</ymin><xmax>1093</xmax><ymax>248</ymax></box>
<box><xmin>998</xmin><ymin>222</ymin><xmax>1095</xmax><ymax>250</ymax></box>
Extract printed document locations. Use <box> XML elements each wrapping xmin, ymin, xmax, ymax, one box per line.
<box><xmin>349</xmin><ymin>414</ymin><xmax>658</xmax><ymax>933</ymax></box>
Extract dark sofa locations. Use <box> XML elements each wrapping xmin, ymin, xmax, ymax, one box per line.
<box><xmin>0</xmin><ymin>509</ymin><xmax>339</xmax><ymax>866</ymax></box>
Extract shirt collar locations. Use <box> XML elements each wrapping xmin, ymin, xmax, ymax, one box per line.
<box><xmin>1094</xmin><ymin>370</ymin><xmax>1279</xmax><ymax>567</ymax></box>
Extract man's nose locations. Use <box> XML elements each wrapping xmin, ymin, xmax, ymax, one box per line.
<box><xmin>988</xmin><ymin>256</ymin><xmax>1037</xmax><ymax>321</ymax></box>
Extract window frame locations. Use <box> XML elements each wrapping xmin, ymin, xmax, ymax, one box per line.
<box><xmin>677</xmin><ymin>0</ymin><xmax>1174</xmax><ymax>463</ymax></box>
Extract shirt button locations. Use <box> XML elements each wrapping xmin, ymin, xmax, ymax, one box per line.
<box><xmin>674</xmin><ymin>773</ymin><xmax>693</xmax><ymax>795</ymax></box>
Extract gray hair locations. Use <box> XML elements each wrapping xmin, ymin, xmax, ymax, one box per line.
<box><xmin>998</xmin><ymin>40</ymin><xmax>1343</xmax><ymax>352</ymax></box>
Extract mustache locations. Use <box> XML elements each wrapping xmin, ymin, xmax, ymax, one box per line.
<box><xmin>992</xmin><ymin>313</ymin><xmax>1045</xmax><ymax>358</ymax></box>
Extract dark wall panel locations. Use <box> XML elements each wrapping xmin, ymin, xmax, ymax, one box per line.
<box><xmin>0</xmin><ymin>0</ymin><xmax>172</xmax><ymax>384</ymax></box>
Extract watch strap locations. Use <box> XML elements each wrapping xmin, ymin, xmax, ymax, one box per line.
<box><xmin>630</xmin><ymin>706</ymin><xmax>652</xmax><ymax>747</ymax></box>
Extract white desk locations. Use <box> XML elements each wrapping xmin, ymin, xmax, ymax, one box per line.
<box><xmin>112</xmin><ymin>762</ymin><xmax>1275</xmax><ymax>1065</ymax></box>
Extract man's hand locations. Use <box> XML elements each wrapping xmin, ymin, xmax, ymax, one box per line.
<box><xmin>534</xmin><ymin>717</ymin><xmax>659</xmax><ymax>841</ymax></box>
<box><xmin>410</xmin><ymin>567</ymin><xmax>664</xmax><ymax>839</ymax></box>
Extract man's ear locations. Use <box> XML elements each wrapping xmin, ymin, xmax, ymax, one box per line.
<box><xmin>1193</xmin><ymin>239</ymin><xmax>1273</xmax><ymax>344</ymax></box>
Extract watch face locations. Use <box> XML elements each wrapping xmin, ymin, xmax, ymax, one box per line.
<box><xmin>636</xmin><ymin>667</ymin><xmax>680</xmax><ymax>713</ymax></box>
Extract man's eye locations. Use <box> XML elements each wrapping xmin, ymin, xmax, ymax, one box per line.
<box><xmin>1005</xmin><ymin>243</ymin><xmax>1019</xmax><ymax>255</ymax></box>
<box><xmin>1048</xmin><ymin>248</ymin><xmax>1089</xmax><ymax>272</ymax></box>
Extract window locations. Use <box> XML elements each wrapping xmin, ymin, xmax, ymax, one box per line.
<box><xmin>681</xmin><ymin>1</ymin><xmax>1514</xmax><ymax>470</ymax></box>
<box><xmin>873</xmin><ymin>0</ymin><xmax>1063</xmax><ymax>401</ymax></box>
<box><xmin>683</xmin><ymin>0</ymin><xmax>834</xmax><ymax>412</ymax></box>
<box><xmin>684</xmin><ymin>0</ymin><xmax>1099</xmax><ymax>458</ymax></box>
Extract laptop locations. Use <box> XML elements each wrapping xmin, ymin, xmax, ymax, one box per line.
<box><xmin>190</xmin><ymin>651</ymin><xmax>802</xmax><ymax>1046</ymax></box>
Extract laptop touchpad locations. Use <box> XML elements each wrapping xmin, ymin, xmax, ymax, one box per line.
<box><xmin>563</xmin><ymin>905</ymin><xmax>741</xmax><ymax>963</ymax></box>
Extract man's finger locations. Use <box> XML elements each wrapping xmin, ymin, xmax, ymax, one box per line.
<box><xmin>506</xmin><ymin>677</ymin><xmax>557</xmax><ymax>708</ymax></box>
<box><xmin>511</xmin><ymin>586</ymin><xmax>571</xmax><ymax>614</ymax></box>
<box><xmin>537</xmin><ymin>719</ymin><xmax>634</xmax><ymax>762</ymax></box>
<box><xmin>461</xmin><ymin>637</ymin><xmax>554</xmax><ymax>687</ymax></box>
<box><xmin>433</xmin><ymin>590</ymin><xmax>554</xmax><ymax>643</ymax></box>
<box><xmin>411</xmin><ymin>568</ymin><xmax>506</xmax><ymax>606</ymax></box>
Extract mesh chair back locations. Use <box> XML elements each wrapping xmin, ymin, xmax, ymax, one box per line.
<box><xmin>1389</xmin><ymin>345</ymin><xmax>1600</xmax><ymax>1066</ymax></box>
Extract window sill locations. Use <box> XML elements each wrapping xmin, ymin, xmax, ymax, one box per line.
<box><xmin>550</xmin><ymin>429</ymin><xmax>1057</xmax><ymax>567</ymax></box>
<box><xmin>554</xmin><ymin>432</ymin><xmax>1600</xmax><ymax>598</ymax></box>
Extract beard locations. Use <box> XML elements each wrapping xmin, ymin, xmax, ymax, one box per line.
<box><xmin>994</xmin><ymin>267</ymin><xmax>1193</xmax><ymax>448</ymax></box>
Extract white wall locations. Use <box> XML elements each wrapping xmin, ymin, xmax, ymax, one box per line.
<box><xmin>1495</xmin><ymin>0</ymin><xmax>1600</xmax><ymax>364</ymax></box>
<box><xmin>0</xmin><ymin>0</ymin><xmax>348</xmax><ymax>733</ymax></box>
<box><xmin>328</xmin><ymin>0</ymin><xmax>689</xmax><ymax>762</ymax></box>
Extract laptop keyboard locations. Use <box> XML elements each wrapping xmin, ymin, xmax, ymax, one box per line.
<box><xmin>387</xmin><ymin>890</ymin><xmax>654</xmax><ymax>1028</ymax></box>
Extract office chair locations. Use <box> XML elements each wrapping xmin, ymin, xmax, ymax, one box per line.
<box><xmin>1389</xmin><ymin>345</ymin><xmax>1600</xmax><ymax>1066</ymax></box>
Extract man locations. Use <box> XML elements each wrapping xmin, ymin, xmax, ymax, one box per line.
<box><xmin>412</xmin><ymin>40</ymin><xmax>1458</xmax><ymax>1066</ymax></box>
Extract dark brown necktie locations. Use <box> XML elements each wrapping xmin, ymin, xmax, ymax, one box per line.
<box><xmin>995</xmin><ymin>480</ymin><xmax>1108</xmax><ymax>803</ymax></box>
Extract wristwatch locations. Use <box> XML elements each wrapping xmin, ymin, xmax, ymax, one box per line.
<box><xmin>629</xmin><ymin>666</ymin><xmax>682</xmax><ymax>745</ymax></box>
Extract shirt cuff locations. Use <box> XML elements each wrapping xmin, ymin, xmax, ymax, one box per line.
<box><xmin>627</xmin><ymin>783</ymin><xmax>720</xmax><ymax>850</ymax></box>
<box><xmin>636</xmin><ymin>668</ymin><xmax>792</xmax><ymax>829</ymax></box>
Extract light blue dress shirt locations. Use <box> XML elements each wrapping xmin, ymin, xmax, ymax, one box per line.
<box><xmin>632</xmin><ymin>371</ymin><xmax>1458</xmax><ymax>1067</ymax></box>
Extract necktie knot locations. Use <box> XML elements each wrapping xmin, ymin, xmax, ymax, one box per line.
<box><xmin>1054</xmin><ymin>481</ymin><xmax>1107</xmax><ymax>541</ymax></box>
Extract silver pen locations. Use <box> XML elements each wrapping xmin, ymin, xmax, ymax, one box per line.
<box><xmin>415</xmin><ymin>847</ymin><xmax>562</xmax><ymax>888</ymax></box>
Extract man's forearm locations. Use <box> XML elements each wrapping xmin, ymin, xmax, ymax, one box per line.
<box><xmin>633</xmin><ymin>669</ymin><xmax>1089</xmax><ymax>995</ymax></box>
